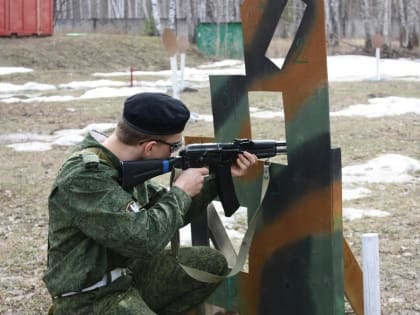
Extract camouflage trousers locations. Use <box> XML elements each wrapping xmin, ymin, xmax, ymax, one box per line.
<box><xmin>51</xmin><ymin>246</ymin><xmax>228</xmax><ymax>315</ymax></box>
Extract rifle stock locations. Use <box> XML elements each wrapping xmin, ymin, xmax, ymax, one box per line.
<box><xmin>121</xmin><ymin>158</ymin><xmax>179</xmax><ymax>191</ymax></box>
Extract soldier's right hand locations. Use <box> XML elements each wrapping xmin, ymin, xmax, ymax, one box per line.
<box><xmin>173</xmin><ymin>167</ymin><xmax>209</xmax><ymax>197</ymax></box>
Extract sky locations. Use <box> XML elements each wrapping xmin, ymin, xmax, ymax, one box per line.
<box><xmin>1</xmin><ymin>54</ymin><xmax>419</xmax><ymax>243</ymax></box>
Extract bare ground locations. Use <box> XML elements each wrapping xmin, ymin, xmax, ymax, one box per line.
<box><xmin>0</xmin><ymin>33</ymin><xmax>419</xmax><ymax>314</ymax></box>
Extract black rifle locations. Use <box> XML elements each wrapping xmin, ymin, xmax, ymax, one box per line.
<box><xmin>120</xmin><ymin>139</ymin><xmax>286</xmax><ymax>216</ymax></box>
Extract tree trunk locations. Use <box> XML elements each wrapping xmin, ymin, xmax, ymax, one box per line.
<box><xmin>325</xmin><ymin>0</ymin><xmax>331</xmax><ymax>42</ymax></box>
<box><xmin>407</xmin><ymin>0</ymin><xmax>420</xmax><ymax>48</ymax></box>
<box><xmin>362</xmin><ymin>0</ymin><xmax>373</xmax><ymax>50</ymax></box>
<box><xmin>68</xmin><ymin>0</ymin><xmax>74</xmax><ymax>19</ymax></box>
<box><xmin>340</xmin><ymin>0</ymin><xmax>348</xmax><ymax>37</ymax></box>
<box><xmin>150</xmin><ymin>0</ymin><xmax>162</xmax><ymax>35</ymax></box>
<box><xmin>168</xmin><ymin>0</ymin><xmax>176</xmax><ymax>31</ymax></box>
<box><xmin>142</xmin><ymin>0</ymin><xmax>150</xmax><ymax>20</ymax></box>
<box><xmin>126</xmin><ymin>0</ymin><xmax>131</xmax><ymax>18</ymax></box>
<box><xmin>109</xmin><ymin>0</ymin><xmax>124</xmax><ymax>18</ymax></box>
<box><xmin>399</xmin><ymin>0</ymin><xmax>409</xmax><ymax>47</ymax></box>
<box><xmin>215</xmin><ymin>0</ymin><xmax>222</xmax><ymax>56</ymax></box>
<box><xmin>234</xmin><ymin>0</ymin><xmax>241</xmax><ymax>21</ymax></box>
<box><xmin>198</xmin><ymin>0</ymin><xmax>206</xmax><ymax>22</ymax></box>
<box><xmin>186</xmin><ymin>0</ymin><xmax>196</xmax><ymax>42</ymax></box>
<box><xmin>96</xmin><ymin>0</ymin><xmax>101</xmax><ymax>19</ymax></box>
<box><xmin>328</xmin><ymin>0</ymin><xmax>341</xmax><ymax>46</ymax></box>
<box><xmin>414</xmin><ymin>0</ymin><xmax>420</xmax><ymax>47</ymax></box>
<box><xmin>382</xmin><ymin>0</ymin><xmax>392</xmax><ymax>48</ymax></box>
<box><xmin>53</xmin><ymin>0</ymin><xmax>68</xmax><ymax>22</ymax></box>
<box><xmin>294</xmin><ymin>0</ymin><xmax>305</xmax><ymax>36</ymax></box>
<box><xmin>206</xmin><ymin>0</ymin><xmax>216</xmax><ymax>23</ymax></box>
<box><xmin>51</xmin><ymin>0</ymin><xmax>419</xmax><ymax>46</ymax></box>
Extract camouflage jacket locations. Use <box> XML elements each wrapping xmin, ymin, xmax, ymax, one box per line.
<box><xmin>43</xmin><ymin>132</ymin><xmax>217</xmax><ymax>297</ymax></box>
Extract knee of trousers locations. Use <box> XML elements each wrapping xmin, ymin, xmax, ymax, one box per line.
<box><xmin>178</xmin><ymin>246</ymin><xmax>229</xmax><ymax>276</ymax></box>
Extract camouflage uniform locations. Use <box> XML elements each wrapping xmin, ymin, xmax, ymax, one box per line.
<box><xmin>44</xmin><ymin>132</ymin><xmax>228</xmax><ymax>315</ymax></box>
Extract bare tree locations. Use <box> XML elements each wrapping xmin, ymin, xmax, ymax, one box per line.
<box><xmin>142</xmin><ymin>0</ymin><xmax>150</xmax><ymax>20</ymax></box>
<box><xmin>186</xmin><ymin>0</ymin><xmax>200</xmax><ymax>42</ymax></box>
<box><xmin>53</xmin><ymin>0</ymin><xmax>68</xmax><ymax>24</ymax></box>
<box><xmin>325</xmin><ymin>0</ymin><xmax>331</xmax><ymax>40</ymax></box>
<box><xmin>406</xmin><ymin>0</ymin><xmax>420</xmax><ymax>48</ymax></box>
<box><xmin>198</xmin><ymin>0</ymin><xmax>206</xmax><ymax>22</ymax></box>
<box><xmin>399</xmin><ymin>0</ymin><xmax>409</xmax><ymax>47</ymax></box>
<box><xmin>327</xmin><ymin>0</ymin><xmax>341</xmax><ymax>46</ymax></box>
<box><xmin>234</xmin><ymin>0</ymin><xmax>241</xmax><ymax>21</ymax></box>
<box><xmin>294</xmin><ymin>0</ymin><xmax>305</xmax><ymax>34</ymax></box>
<box><xmin>362</xmin><ymin>0</ymin><xmax>373</xmax><ymax>50</ymax></box>
<box><xmin>168</xmin><ymin>0</ymin><xmax>176</xmax><ymax>31</ymax></box>
<box><xmin>51</xmin><ymin>0</ymin><xmax>420</xmax><ymax>50</ymax></box>
<box><xmin>150</xmin><ymin>0</ymin><xmax>162</xmax><ymax>35</ymax></box>
<box><xmin>382</xmin><ymin>0</ymin><xmax>392</xmax><ymax>48</ymax></box>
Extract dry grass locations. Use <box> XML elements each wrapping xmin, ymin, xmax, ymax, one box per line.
<box><xmin>0</xmin><ymin>33</ymin><xmax>419</xmax><ymax>314</ymax></box>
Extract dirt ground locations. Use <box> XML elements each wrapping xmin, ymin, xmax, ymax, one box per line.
<box><xmin>0</xmin><ymin>33</ymin><xmax>419</xmax><ymax>314</ymax></box>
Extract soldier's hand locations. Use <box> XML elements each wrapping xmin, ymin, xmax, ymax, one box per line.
<box><xmin>173</xmin><ymin>167</ymin><xmax>209</xmax><ymax>197</ymax></box>
<box><xmin>231</xmin><ymin>151</ymin><xmax>258</xmax><ymax>177</ymax></box>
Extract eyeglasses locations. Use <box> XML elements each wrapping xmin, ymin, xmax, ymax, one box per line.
<box><xmin>154</xmin><ymin>138</ymin><xmax>184</xmax><ymax>153</ymax></box>
<box><xmin>140</xmin><ymin>137</ymin><xmax>184</xmax><ymax>153</ymax></box>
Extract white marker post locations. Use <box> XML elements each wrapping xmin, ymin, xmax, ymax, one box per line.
<box><xmin>179</xmin><ymin>53</ymin><xmax>185</xmax><ymax>91</ymax></box>
<box><xmin>176</xmin><ymin>36</ymin><xmax>189</xmax><ymax>92</ymax></box>
<box><xmin>362</xmin><ymin>233</ymin><xmax>381</xmax><ymax>315</ymax></box>
<box><xmin>169</xmin><ymin>55</ymin><xmax>179</xmax><ymax>99</ymax></box>
<box><xmin>372</xmin><ymin>34</ymin><xmax>384</xmax><ymax>81</ymax></box>
<box><xmin>375</xmin><ymin>48</ymin><xmax>381</xmax><ymax>81</ymax></box>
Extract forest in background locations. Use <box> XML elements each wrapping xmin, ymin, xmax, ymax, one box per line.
<box><xmin>53</xmin><ymin>0</ymin><xmax>420</xmax><ymax>52</ymax></box>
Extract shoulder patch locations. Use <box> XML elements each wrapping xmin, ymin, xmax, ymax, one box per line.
<box><xmin>82</xmin><ymin>153</ymin><xmax>99</xmax><ymax>169</ymax></box>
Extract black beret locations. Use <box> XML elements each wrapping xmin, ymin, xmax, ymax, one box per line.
<box><xmin>122</xmin><ymin>93</ymin><xmax>190</xmax><ymax>135</ymax></box>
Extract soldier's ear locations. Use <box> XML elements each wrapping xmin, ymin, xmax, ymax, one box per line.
<box><xmin>141</xmin><ymin>140</ymin><xmax>156</xmax><ymax>156</ymax></box>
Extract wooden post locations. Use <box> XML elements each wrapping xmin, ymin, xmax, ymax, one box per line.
<box><xmin>362</xmin><ymin>233</ymin><xmax>381</xmax><ymax>315</ymax></box>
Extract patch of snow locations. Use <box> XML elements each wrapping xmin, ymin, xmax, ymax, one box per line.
<box><xmin>198</xmin><ymin>59</ymin><xmax>243</xmax><ymax>69</ymax></box>
<box><xmin>80</xmin><ymin>86</ymin><xmax>166</xmax><ymax>99</ymax></box>
<box><xmin>343</xmin><ymin>208</ymin><xmax>390</xmax><ymax>221</ymax></box>
<box><xmin>7</xmin><ymin>142</ymin><xmax>52</xmax><ymax>152</ymax></box>
<box><xmin>343</xmin><ymin>154</ymin><xmax>420</xmax><ymax>183</ymax></box>
<box><xmin>1</xmin><ymin>95</ymin><xmax>76</xmax><ymax>103</ymax></box>
<box><xmin>0</xmin><ymin>67</ymin><xmax>33</xmax><ymax>75</ymax></box>
<box><xmin>0</xmin><ymin>82</ymin><xmax>55</xmax><ymax>93</ymax></box>
<box><xmin>332</xmin><ymin>97</ymin><xmax>420</xmax><ymax>117</ymax></box>
<box><xmin>189</xmin><ymin>112</ymin><xmax>213</xmax><ymax>122</ymax></box>
<box><xmin>343</xmin><ymin>187</ymin><xmax>372</xmax><ymax>200</ymax></box>
<box><xmin>60</xmin><ymin>80</ymin><xmax>126</xmax><ymax>89</ymax></box>
<box><xmin>251</xmin><ymin>111</ymin><xmax>284</xmax><ymax>119</ymax></box>
<box><xmin>3</xmin><ymin>124</ymin><xmax>116</xmax><ymax>152</ymax></box>
<box><xmin>53</xmin><ymin>135</ymin><xmax>85</xmax><ymax>146</ymax></box>
<box><xmin>0</xmin><ymin>133</ymin><xmax>52</xmax><ymax>143</ymax></box>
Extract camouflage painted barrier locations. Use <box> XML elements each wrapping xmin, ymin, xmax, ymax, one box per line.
<box><xmin>189</xmin><ymin>1</ymin><xmax>364</xmax><ymax>314</ymax></box>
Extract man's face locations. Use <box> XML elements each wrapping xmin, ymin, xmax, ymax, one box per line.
<box><xmin>140</xmin><ymin>132</ymin><xmax>184</xmax><ymax>160</ymax></box>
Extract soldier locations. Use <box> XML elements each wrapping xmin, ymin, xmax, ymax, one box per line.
<box><xmin>43</xmin><ymin>92</ymin><xmax>257</xmax><ymax>315</ymax></box>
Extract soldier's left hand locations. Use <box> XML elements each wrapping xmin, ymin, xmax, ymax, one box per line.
<box><xmin>231</xmin><ymin>151</ymin><xmax>258</xmax><ymax>177</ymax></box>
